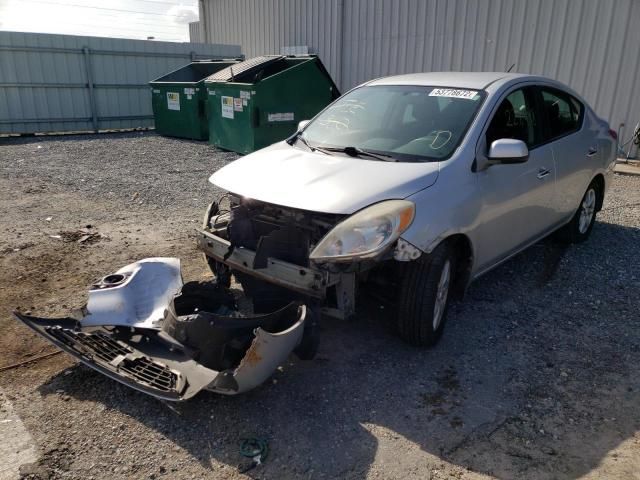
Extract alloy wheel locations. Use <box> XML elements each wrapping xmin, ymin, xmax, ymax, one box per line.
<box><xmin>578</xmin><ymin>188</ymin><xmax>596</xmax><ymax>234</ymax></box>
<box><xmin>433</xmin><ymin>260</ymin><xmax>451</xmax><ymax>330</ymax></box>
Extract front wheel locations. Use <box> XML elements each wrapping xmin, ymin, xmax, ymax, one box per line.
<box><xmin>396</xmin><ymin>242</ymin><xmax>455</xmax><ymax>347</ymax></box>
<box><xmin>556</xmin><ymin>181</ymin><xmax>600</xmax><ymax>244</ymax></box>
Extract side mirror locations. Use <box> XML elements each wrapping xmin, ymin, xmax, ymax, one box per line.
<box><xmin>488</xmin><ymin>139</ymin><xmax>529</xmax><ymax>164</ymax></box>
<box><xmin>297</xmin><ymin>120</ymin><xmax>310</xmax><ymax>132</ymax></box>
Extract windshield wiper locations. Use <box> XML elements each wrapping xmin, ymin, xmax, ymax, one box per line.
<box><xmin>322</xmin><ymin>146</ymin><xmax>398</xmax><ymax>162</ymax></box>
<box><xmin>288</xmin><ymin>134</ymin><xmax>395</xmax><ymax>161</ymax></box>
<box><xmin>288</xmin><ymin>132</ymin><xmax>332</xmax><ymax>155</ymax></box>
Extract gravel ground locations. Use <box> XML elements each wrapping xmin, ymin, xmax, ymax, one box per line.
<box><xmin>0</xmin><ymin>131</ymin><xmax>238</xmax><ymax>214</ymax></box>
<box><xmin>1</xmin><ymin>132</ymin><xmax>639</xmax><ymax>480</ymax></box>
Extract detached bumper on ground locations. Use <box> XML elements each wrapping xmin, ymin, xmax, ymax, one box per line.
<box><xmin>13</xmin><ymin>258</ymin><xmax>307</xmax><ymax>401</ymax></box>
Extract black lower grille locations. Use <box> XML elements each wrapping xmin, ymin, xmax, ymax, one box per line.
<box><xmin>47</xmin><ymin>327</ymin><xmax>179</xmax><ymax>393</ymax></box>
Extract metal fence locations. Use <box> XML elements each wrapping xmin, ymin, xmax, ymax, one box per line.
<box><xmin>0</xmin><ymin>31</ymin><xmax>241</xmax><ymax>134</ymax></box>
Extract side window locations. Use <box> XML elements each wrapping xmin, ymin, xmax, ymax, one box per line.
<box><xmin>540</xmin><ymin>88</ymin><xmax>582</xmax><ymax>140</ymax></box>
<box><xmin>569</xmin><ymin>96</ymin><xmax>583</xmax><ymax>124</ymax></box>
<box><xmin>486</xmin><ymin>88</ymin><xmax>538</xmax><ymax>148</ymax></box>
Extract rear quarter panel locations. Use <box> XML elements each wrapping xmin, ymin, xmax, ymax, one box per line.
<box><xmin>550</xmin><ymin>107</ymin><xmax>603</xmax><ymax>218</ymax></box>
<box><xmin>595</xmin><ymin>111</ymin><xmax>618</xmax><ymax>197</ymax></box>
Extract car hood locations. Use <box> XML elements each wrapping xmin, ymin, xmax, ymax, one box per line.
<box><xmin>209</xmin><ymin>142</ymin><xmax>440</xmax><ymax>214</ymax></box>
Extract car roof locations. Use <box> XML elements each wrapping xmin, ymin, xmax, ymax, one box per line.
<box><xmin>366</xmin><ymin>71</ymin><xmax>533</xmax><ymax>90</ymax></box>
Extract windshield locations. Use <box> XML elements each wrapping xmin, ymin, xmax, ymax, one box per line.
<box><xmin>301</xmin><ymin>85</ymin><xmax>485</xmax><ymax>162</ymax></box>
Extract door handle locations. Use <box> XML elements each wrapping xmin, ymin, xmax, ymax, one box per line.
<box><xmin>587</xmin><ymin>146</ymin><xmax>598</xmax><ymax>156</ymax></box>
<box><xmin>537</xmin><ymin>168</ymin><xmax>551</xmax><ymax>179</ymax></box>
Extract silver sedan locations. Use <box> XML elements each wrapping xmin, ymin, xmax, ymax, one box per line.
<box><xmin>14</xmin><ymin>72</ymin><xmax>618</xmax><ymax>401</ymax></box>
<box><xmin>204</xmin><ymin>72</ymin><xmax>617</xmax><ymax>347</ymax></box>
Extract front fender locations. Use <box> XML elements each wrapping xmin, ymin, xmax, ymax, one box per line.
<box><xmin>401</xmin><ymin>168</ymin><xmax>480</xmax><ymax>255</ymax></box>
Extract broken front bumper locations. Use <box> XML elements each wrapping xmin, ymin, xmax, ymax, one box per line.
<box><xmin>13</xmin><ymin>258</ymin><xmax>307</xmax><ymax>401</ymax></box>
<box><xmin>196</xmin><ymin>228</ymin><xmax>341</xmax><ymax>298</ymax></box>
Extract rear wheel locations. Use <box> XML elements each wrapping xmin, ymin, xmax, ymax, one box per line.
<box><xmin>396</xmin><ymin>242</ymin><xmax>455</xmax><ymax>346</ymax></box>
<box><xmin>556</xmin><ymin>181</ymin><xmax>600</xmax><ymax>244</ymax></box>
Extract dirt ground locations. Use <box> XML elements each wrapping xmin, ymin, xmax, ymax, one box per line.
<box><xmin>1</xmin><ymin>132</ymin><xmax>639</xmax><ymax>480</ymax></box>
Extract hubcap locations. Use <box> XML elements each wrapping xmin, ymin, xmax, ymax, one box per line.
<box><xmin>578</xmin><ymin>188</ymin><xmax>596</xmax><ymax>234</ymax></box>
<box><xmin>433</xmin><ymin>260</ymin><xmax>451</xmax><ymax>331</ymax></box>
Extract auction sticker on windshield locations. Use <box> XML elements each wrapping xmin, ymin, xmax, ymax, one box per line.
<box><xmin>429</xmin><ymin>88</ymin><xmax>478</xmax><ymax>99</ymax></box>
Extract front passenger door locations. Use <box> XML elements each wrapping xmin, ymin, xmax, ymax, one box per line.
<box><xmin>474</xmin><ymin>86</ymin><xmax>557</xmax><ymax>272</ymax></box>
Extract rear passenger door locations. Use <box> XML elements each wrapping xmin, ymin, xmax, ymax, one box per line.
<box><xmin>536</xmin><ymin>86</ymin><xmax>594</xmax><ymax>219</ymax></box>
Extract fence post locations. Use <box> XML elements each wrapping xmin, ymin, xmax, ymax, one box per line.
<box><xmin>82</xmin><ymin>46</ymin><xmax>99</xmax><ymax>132</ymax></box>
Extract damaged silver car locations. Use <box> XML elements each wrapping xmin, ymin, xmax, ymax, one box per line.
<box><xmin>198</xmin><ymin>72</ymin><xmax>616</xmax><ymax>346</ymax></box>
<box><xmin>15</xmin><ymin>72</ymin><xmax>616</xmax><ymax>401</ymax></box>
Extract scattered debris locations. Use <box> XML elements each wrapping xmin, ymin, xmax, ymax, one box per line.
<box><xmin>0</xmin><ymin>350</ymin><xmax>62</xmax><ymax>373</ymax></box>
<box><xmin>56</xmin><ymin>227</ymin><xmax>105</xmax><ymax>245</ymax></box>
<box><xmin>24</xmin><ymin>184</ymin><xmax>47</xmax><ymax>194</ymax></box>
<box><xmin>0</xmin><ymin>242</ymin><xmax>34</xmax><ymax>255</ymax></box>
<box><xmin>45</xmin><ymin>217</ymin><xmax>52</xmax><ymax>221</ymax></box>
<box><xmin>238</xmin><ymin>437</ymin><xmax>269</xmax><ymax>472</ymax></box>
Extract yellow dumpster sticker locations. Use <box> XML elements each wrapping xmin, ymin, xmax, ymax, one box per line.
<box><xmin>167</xmin><ymin>92</ymin><xmax>180</xmax><ymax>111</ymax></box>
<box><xmin>221</xmin><ymin>96</ymin><xmax>234</xmax><ymax>119</ymax></box>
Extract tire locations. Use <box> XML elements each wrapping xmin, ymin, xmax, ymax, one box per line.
<box><xmin>556</xmin><ymin>180</ymin><xmax>600</xmax><ymax>244</ymax></box>
<box><xmin>396</xmin><ymin>242</ymin><xmax>455</xmax><ymax>347</ymax></box>
<box><xmin>294</xmin><ymin>306</ymin><xmax>320</xmax><ymax>360</ymax></box>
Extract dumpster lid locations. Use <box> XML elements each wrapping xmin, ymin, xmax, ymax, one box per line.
<box><xmin>206</xmin><ymin>55</ymin><xmax>286</xmax><ymax>82</ymax></box>
<box><xmin>150</xmin><ymin>60</ymin><xmax>241</xmax><ymax>84</ymax></box>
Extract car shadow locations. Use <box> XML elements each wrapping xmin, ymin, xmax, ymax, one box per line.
<box><xmin>38</xmin><ymin>220</ymin><xmax>640</xmax><ymax>479</ymax></box>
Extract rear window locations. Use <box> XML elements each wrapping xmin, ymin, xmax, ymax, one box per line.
<box><xmin>540</xmin><ymin>88</ymin><xmax>583</xmax><ymax>140</ymax></box>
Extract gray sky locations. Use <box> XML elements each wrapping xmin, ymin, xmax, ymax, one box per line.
<box><xmin>0</xmin><ymin>0</ymin><xmax>199</xmax><ymax>42</ymax></box>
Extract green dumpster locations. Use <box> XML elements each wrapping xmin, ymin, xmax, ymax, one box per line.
<box><xmin>150</xmin><ymin>60</ymin><xmax>241</xmax><ymax>140</ymax></box>
<box><xmin>205</xmin><ymin>55</ymin><xmax>340</xmax><ymax>154</ymax></box>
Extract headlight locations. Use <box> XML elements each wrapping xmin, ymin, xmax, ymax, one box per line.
<box><xmin>309</xmin><ymin>200</ymin><xmax>415</xmax><ymax>262</ymax></box>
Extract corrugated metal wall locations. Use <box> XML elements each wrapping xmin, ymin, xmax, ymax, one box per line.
<box><xmin>189</xmin><ymin>22</ymin><xmax>203</xmax><ymax>43</ymax></box>
<box><xmin>0</xmin><ymin>31</ymin><xmax>241</xmax><ymax>134</ymax></box>
<box><xmin>200</xmin><ymin>0</ymin><xmax>640</xmax><ymax>138</ymax></box>
<box><xmin>199</xmin><ymin>0</ymin><xmax>344</xmax><ymax>85</ymax></box>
